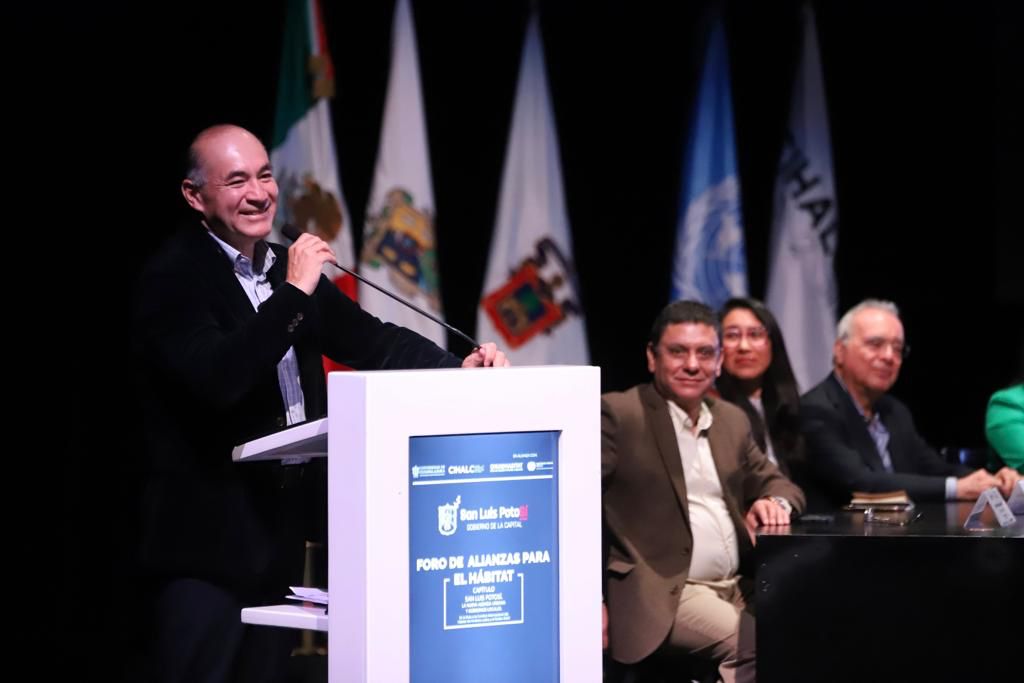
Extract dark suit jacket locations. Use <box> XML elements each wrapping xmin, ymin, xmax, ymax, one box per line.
<box><xmin>709</xmin><ymin>388</ymin><xmax>808</xmax><ymax>482</ymax></box>
<box><xmin>133</xmin><ymin>224</ymin><xmax>460</xmax><ymax>594</ymax></box>
<box><xmin>601</xmin><ymin>384</ymin><xmax>805</xmax><ymax>664</ymax></box>
<box><xmin>799</xmin><ymin>374</ymin><xmax>969</xmax><ymax>509</ymax></box>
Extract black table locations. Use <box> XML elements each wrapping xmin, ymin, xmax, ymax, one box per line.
<box><xmin>755</xmin><ymin>503</ymin><xmax>1023</xmax><ymax>683</ymax></box>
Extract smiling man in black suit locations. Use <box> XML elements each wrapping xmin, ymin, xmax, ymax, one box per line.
<box><xmin>134</xmin><ymin>124</ymin><xmax>508</xmax><ymax>683</ymax></box>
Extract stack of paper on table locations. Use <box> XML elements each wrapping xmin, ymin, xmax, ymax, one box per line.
<box><xmin>846</xmin><ymin>490</ymin><xmax>913</xmax><ymax>510</ymax></box>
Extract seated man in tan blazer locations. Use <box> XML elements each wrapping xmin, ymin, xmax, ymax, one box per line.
<box><xmin>602</xmin><ymin>300</ymin><xmax>804</xmax><ymax>683</ymax></box>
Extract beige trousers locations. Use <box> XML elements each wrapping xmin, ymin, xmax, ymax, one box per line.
<box><xmin>665</xmin><ymin>577</ymin><xmax>756</xmax><ymax>683</ymax></box>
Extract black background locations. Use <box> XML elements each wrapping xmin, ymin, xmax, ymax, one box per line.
<box><xmin>42</xmin><ymin>0</ymin><xmax>1022</xmax><ymax>678</ymax></box>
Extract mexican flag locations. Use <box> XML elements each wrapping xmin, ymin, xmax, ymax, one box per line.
<box><xmin>270</xmin><ymin>0</ymin><xmax>356</xmax><ymax>304</ymax></box>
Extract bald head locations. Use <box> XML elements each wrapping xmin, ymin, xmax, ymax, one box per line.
<box><xmin>185</xmin><ymin>124</ymin><xmax>264</xmax><ymax>189</ymax></box>
<box><xmin>180</xmin><ymin>124</ymin><xmax>278</xmax><ymax>257</ymax></box>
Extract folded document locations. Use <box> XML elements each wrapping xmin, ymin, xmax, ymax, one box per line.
<box><xmin>287</xmin><ymin>586</ymin><xmax>328</xmax><ymax>605</ymax></box>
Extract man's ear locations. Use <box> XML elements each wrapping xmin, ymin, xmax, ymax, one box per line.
<box><xmin>833</xmin><ymin>338</ymin><xmax>846</xmax><ymax>369</ymax></box>
<box><xmin>181</xmin><ymin>179</ymin><xmax>204</xmax><ymax>213</ymax></box>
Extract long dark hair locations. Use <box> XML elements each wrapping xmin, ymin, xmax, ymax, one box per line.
<box><xmin>716</xmin><ymin>297</ymin><xmax>803</xmax><ymax>463</ymax></box>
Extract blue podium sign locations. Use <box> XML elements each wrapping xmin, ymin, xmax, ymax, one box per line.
<box><xmin>409</xmin><ymin>431</ymin><xmax>560</xmax><ymax>682</ymax></box>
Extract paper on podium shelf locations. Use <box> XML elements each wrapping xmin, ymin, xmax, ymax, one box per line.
<box><xmin>287</xmin><ymin>586</ymin><xmax>328</xmax><ymax>605</ymax></box>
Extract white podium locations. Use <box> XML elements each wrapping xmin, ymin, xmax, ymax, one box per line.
<box><xmin>239</xmin><ymin>365</ymin><xmax>601</xmax><ymax>682</ymax></box>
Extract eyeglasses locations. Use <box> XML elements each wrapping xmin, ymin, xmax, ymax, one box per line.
<box><xmin>722</xmin><ymin>326</ymin><xmax>769</xmax><ymax>348</ymax></box>
<box><xmin>658</xmin><ymin>344</ymin><xmax>720</xmax><ymax>363</ymax></box>
<box><xmin>860</xmin><ymin>336</ymin><xmax>910</xmax><ymax>360</ymax></box>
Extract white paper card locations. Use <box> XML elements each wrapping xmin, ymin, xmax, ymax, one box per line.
<box><xmin>964</xmin><ymin>487</ymin><xmax>1017</xmax><ymax>529</ymax></box>
<box><xmin>1007</xmin><ymin>480</ymin><xmax>1024</xmax><ymax>516</ymax></box>
<box><xmin>287</xmin><ymin>586</ymin><xmax>329</xmax><ymax>605</ymax></box>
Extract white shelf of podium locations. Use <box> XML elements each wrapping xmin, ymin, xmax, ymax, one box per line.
<box><xmin>240</xmin><ymin>604</ymin><xmax>328</xmax><ymax>632</ymax></box>
<box><xmin>232</xmin><ymin>417</ymin><xmax>328</xmax><ymax>462</ymax></box>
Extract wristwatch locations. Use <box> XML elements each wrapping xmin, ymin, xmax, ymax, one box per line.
<box><xmin>767</xmin><ymin>495</ymin><xmax>793</xmax><ymax>515</ymax></box>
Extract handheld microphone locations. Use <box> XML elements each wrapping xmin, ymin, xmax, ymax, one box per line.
<box><xmin>280</xmin><ymin>223</ymin><xmax>481</xmax><ymax>350</ymax></box>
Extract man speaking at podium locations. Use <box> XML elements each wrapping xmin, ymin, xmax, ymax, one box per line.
<box><xmin>133</xmin><ymin>124</ymin><xmax>507</xmax><ymax>683</ymax></box>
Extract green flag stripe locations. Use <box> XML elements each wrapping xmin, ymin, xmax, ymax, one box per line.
<box><xmin>272</xmin><ymin>0</ymin><xmax>313</xmax><ymax>148</ymax></box>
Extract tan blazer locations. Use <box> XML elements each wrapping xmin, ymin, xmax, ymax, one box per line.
<box><xmin>602</xmin><ymin>383</ymin><xmax>805</xmax><ymax>664</ymax></box>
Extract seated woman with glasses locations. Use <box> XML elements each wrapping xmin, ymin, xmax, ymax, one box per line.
<box><xmin>715</xmin><ymin>298</ymin><xmax>807</xmax><ymax>484</ymax></box>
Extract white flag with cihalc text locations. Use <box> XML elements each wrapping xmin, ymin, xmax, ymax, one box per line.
<box><xmin>766</xmin><ymin>3</ymin><xmax>839</xmax><ymax>392</ymax></box>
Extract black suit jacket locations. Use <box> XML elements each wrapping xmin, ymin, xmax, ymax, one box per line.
<box><xmin>133</xmin><ymin>224</ymin><xmax>460</xmax><ymax>593</ymax></box>
<box><xmin>799</xmin><ymin>374</ymin><xmax>969</xmax><ymax>509</ymax></box>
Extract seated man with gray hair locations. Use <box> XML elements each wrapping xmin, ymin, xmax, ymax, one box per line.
<box><xmin>799</xmin><ymin>299</ymin><xmax>1020</xmax><ymax>509</ymax></box>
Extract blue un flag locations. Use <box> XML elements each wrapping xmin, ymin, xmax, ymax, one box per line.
<box><xmin>670</xmin><ymin>20</ymin><xmax>748</xmax><ymax>310</ymax></box>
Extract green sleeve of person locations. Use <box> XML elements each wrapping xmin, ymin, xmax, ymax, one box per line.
<box><xmin>986</xmin><ymin>384</ymin><xmax>1024</xmax><ymax>473</ymax></box>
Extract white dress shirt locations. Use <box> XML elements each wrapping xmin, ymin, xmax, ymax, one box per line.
<box><xmin>667</xmin><ymin>400</ymin><xmax>740</xmax><ymax>581</ymax></box>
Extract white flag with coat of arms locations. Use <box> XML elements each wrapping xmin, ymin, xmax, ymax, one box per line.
<box><xmin>359</xmin><ymin>0</ymin><xmax>446</xmax><ymax>348</ymax></box>
<box><xmin>476</xmin><ymin>14</ymin><xmax>589</xmax><ymax>365</ymax></box>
